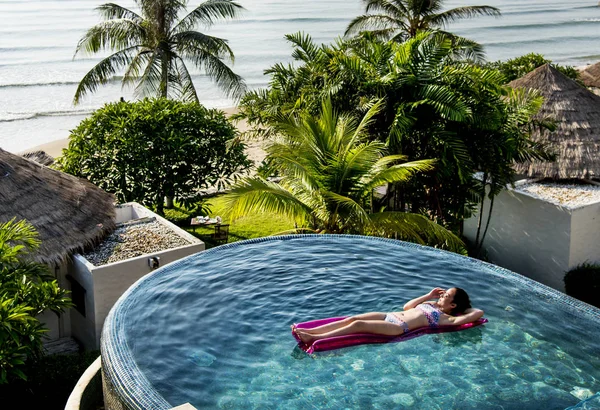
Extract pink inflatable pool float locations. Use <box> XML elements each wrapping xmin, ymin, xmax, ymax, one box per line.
<box><xmin>292</xmin><ymin>316</ymin><xmax>488</xmax><ymax>354</ymax></box>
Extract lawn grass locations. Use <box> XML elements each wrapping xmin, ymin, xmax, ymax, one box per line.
<box><xmin>183</xmin><ymin>194</ymin><xmax>297</xmax><ymax>248</ymax></box>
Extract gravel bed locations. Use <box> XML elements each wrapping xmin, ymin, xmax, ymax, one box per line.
<box><xmin>514</xmin><ymin>180</ymin><xmax>600</xmax><ymax>208</ymax></box>
<box><xmin>83</xmin><ymin>219</ymin><xmax>192</xmax><ymax>266</ymax></box>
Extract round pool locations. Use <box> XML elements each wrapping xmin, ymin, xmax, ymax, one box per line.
<box><xmin>101</xmin><ymin>235</ymin><xmax>600</xmax><ymax>410</ymax></box>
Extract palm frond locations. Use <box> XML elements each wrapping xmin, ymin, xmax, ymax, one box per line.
<box><xmin>171</xmin><ymin>56</ymin><xmax>199</xmax><ymax>102</ymax></box>
<box><xmin>322</xmin><ymin>190</ymin><xmax>371</xmax><ymax>228</ymax></box>
<box><xmin>178</xmin><ymin>44</ymin><xmax>247</xmax><ymax>99</ymax></box>
<box><xmin>122</xmin><ymin>49</ymin><xmax>152</xmax><ymax>87</ymax></box>
<box><xmin>368</xmin><ymin>211</ymin><xmax>465</xmax><ymax>253</ymax></box>
<box><xmin>173</xmin><ymin>0</ymin><xmax>244</xmax><ymax>34</ymax></box>
<box><xmin>96</xmin><ymin>3</ymin><xmax>141</xmax><ymax>20</ymax></box>
<box><xmin>173</xmin><ymin>30</ymin><xmax>235</xmax><ymax>60</ymax></box>
<box><xmin>345</xmin><ymin>14</ymin><xmax>402</xmax><ymax>38</ymax></box>
<box><xmin>284</xmin><ymin>32</ymin><xmax>322</xmax><ymax>63</ymax></box>
<box><xmin>223</xmin><ymin>178</ymin><xmax>312</xmax><ymax>221</ymax></box>
<box><xmin>417</xmin><ymin>84</ymin><xmax>471</xmax><ymax>122</ymax></box>
<box><xmin>133</xmin><ymin>50</ymin><xmax>163</xmax><ymax>99</ymax></box>
<box><xmin>74</xmin><ymin>19</ymin><xmax>145</xmax><ymax>56</ymax></box>
<box><xmin>361</xmin><ymin>158</ymin><xmax>436</xmax><ymax>192</ymax></box>
<box><xmin>73</xmin><ymin>46</ymin><xmax>139</xmax><ymax>103</ymax></box>
<box><xmin>431</xmin><ymin>6</ymin><xmax>500</xmax><ymax>27</ymax></box>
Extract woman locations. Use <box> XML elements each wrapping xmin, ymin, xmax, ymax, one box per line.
<box><xmin>292</xmin><ymin>287</ymin><xmax>484</xmax><ymax>346</ymax></box>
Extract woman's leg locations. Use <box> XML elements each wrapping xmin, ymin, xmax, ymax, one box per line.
<box><xmin>295</xmin><ymin>319</ymin><xmax>405</xmax><ymax>345</ymax></box>
<box><xmin>293</xmin><ymin>312</ymin><xmax>386</xmax><ymax>335</ymax></box>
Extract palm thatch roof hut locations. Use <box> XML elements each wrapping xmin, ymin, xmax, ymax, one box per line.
<box><xmin>21</xmin><ymin>150</ymin><xmax>54</xmax><ymax>166</ymax></box>
<box><xmin>580</xmin><ymin>61</ymin><xmax>600</xmax><ymax>89</ymax></box>
<box><xmin>509</xmin><ymin>64</ymin><xmax>600</xmax><ymax>179</ymax></box>
<box><xmin>0</xmin><ymin>148</ymin><xmax>116</xmax><ymax>265</ymax></box>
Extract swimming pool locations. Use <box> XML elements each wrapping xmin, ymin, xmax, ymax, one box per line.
<box><xmin>101</xmin><ymin>235</ymin><xmax>600</xmax><ymax>409</ymax></box>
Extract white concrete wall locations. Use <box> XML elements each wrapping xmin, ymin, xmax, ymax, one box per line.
<box><xmin>69</xmin><ymin>255</ymin><xmax>99</xmax><ymax>350</ymax></box>
<box><xmin>69</xmin><ymin>202</ymin><xmax>205</xmax><ymax>349</ymax></box>
<box><xmin>464</xmin><ymin>187</ymin><xmax>573</xmax><ymax>291</ymax></box>
<box><xmin>569</xmin><ymin>202</ymin><xmax>600</xmax><ymax>269</ymax></box>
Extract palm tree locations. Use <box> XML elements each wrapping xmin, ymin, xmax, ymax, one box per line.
<box><xmin>224</xmin><ymin>98</ymin><xmax>465</xmax><ymax>253</ymax></box>
<box><xmin>472</xmin><ymin>87</ymin><xmax>556</xmax><ymax>254</ymax></box>
<box><xmin>345</xmin><ymin>0</ymin><xmax>500</xmax><ymax>41</ymax></box>
<box><xmin>73</xmin><ymin>0</ymin><xmax>246</xmax><ymax>104</ymax></box>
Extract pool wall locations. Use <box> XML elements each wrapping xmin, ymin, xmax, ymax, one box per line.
<box><xmin>70</xmin><ymin>202</ymin><xmax>204</xmax><ymax>350</ymax></box>
<box><xmin>100</xmin><ymin>235</ymin><xmax>600</xmax><ymax>410</ymax></box>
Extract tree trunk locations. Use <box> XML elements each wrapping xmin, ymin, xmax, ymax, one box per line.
<box><xmin>155</xmin><ymin>189</ymin><xmax>165</xmax><ymax>216</ymax></box>
<box><xmin>474</xmin><ymin>172</ymin><xmax>488</xmax><ymax>250</ymax></box>
<box><xmin>161</xmin><ymin>51</ymin><xmax>169</xmax><ymax>98</ymax></box>
<box><xmin>477</xmin><ymin>195</ymin><xmax>496</xmax><ymax>256</ymax></box>
<box><xmin>166</xmin><ymin>196</ymin><xmax>174</xmax><ymax>209</ymax></box>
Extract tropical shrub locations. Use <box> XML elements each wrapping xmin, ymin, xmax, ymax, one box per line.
<box><xmin>59</xmin><ymin>98</ymin><xmax>251</xmax><ymax>215</ymax></box>
<box><xmin>0</xmin><ymin>219</ymin><xmax>72</xmax><ymax>384</ymax></box>
<box><xmin>226</xmin><ymin>98</ymin><xmax>466</xmax><ymax>253</ymax></box>
<box><xmin>237</xmin><ymin>32</ymin><xmax>552</xmax><ymax>230</ymax></box>
<box><xmin>0</xmin><ymin>351</ymin><xmax>101</xmax><ymax>410</ymax></box>
<box><xmin>564</xmin><ymin>263</ymin><xmax>600</xmax><ymax>308</ymax></box>
<box><xmin>487</xmin><ymin>53</ymin><xmax>580</xmax><ymax>83</ymax></box>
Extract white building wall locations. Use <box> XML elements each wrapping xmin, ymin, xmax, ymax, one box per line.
<box><xmin>67</xmin><ymin>202</ymin><xmax>204</xmax><ymax>350</ymax></box>
<box><xmin>569</xmin><ymin>202</ymin><xmax>600</xmax><ymax>268</ymax></box>
<box><xmin>69</xmin><ymin>255</ymin><xmax>99</xmax><ymax>350</ymax></box>
<box><xmin>464</xmin><ymin>188</ymin><xmax>572</xmax><ymax>291</ymax></box>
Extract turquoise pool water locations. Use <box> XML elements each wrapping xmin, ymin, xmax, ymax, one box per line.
<box><xmin>102</xmin><ymin>235</ymin><xmax>600</xmax><ymax>409</ymax></box>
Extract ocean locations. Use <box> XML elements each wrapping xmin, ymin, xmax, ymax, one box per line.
<box><xmin>0</xmin><ymin>0</ymin><xmax>598</xmax><ymax>153</ymax></box>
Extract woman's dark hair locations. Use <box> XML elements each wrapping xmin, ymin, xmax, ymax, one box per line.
<box><xmin>451</xmin><ymin>287</ymin><xmax>471</xmax><ymax>315</ymax></box>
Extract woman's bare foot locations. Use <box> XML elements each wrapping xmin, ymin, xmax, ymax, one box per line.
<box><xmin>295</xmin><ymin>329</ymin><xmax>315</xmax><ymax>345</ymax></box>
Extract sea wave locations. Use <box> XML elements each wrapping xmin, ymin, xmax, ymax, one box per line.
<box><xmin>0</xmin><ymin>80</ymin><xmax>81</xmax><ymax>89</ymax></box>
<box><xmin>501</xmin><ymin>7</ymin><xmax>577</xmax><ymax>16</ymax></box>
<box><xmin>462</xmin><ymin>19</ymin><xmax>600</xmax><ymax>32</ymax></box>
<box><xmin>0</xmin><ymin>109</ymin><xmax>96</xmax><ymax>123</ymax></box>
<box><xmin>0</xmin><ymin>45</ymin><xmax>72</xmax><ymax>52</ymax></box>
<box><xmin>227</xmin><ymin>17</ymin><xmax>352</xmax><ymax>24</ymax></box>
<box><xmin>485</xmin><ymin>35</ymin><xmax>597</xmax><ymax>47</ymax></box>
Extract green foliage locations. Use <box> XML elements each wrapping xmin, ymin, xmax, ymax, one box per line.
<box><xmin>163</xmin><ymin>207</ymin><xmax>195</xmax><ymax>226</ymax></box>
<box><xmin>58</xmin><ymin>98</ymin><xmax>251</xmax><ymax>215</ymax></box>
<box><xmin>487</xmin><ymin>53</ymin><xmax>580</xmax><ymax>83</ymax></box>
<box><xmin>74</xmin><ymin>0</ymin><xmax>245</xmax><ymax>103</ymax></box>
<box><xmin>163</xmin><ymin>200</ymin><xmax>212</xmax><ymax>226</ymax></box>
<box><xmin>237</xmin><ymin>32</ymin><xmax>552</xmax><ymax>230</ymax></box>
<box><xmin>345</xmin><ymin>0</ymin><xmax>500</xmax><ymax>42</ymax></box>
<box><xmin>0</xmin><ymin>351</ymin><xmax>101</xmax><ymax>410</ymax></box>
<box><xmin>564</xmin><ymin>263</ymin><xmax>600</xmax><ymax>308</ymax></box>
<box><xmin>0</xmin><ymin>219</ymin><xmax>73</xmax><ymax>384</ymax></box>
<box><xmin>186</xmin><ymin>194</ymin><xmax>296</xmax><ymax>246</ymax></box>
<box><xmin>226</xmin><ymin>98</ymin><xmax>466</xmax><ymax>253</ymax></box>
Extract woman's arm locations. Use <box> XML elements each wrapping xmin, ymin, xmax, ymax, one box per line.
<box><xmin>446</xmin><ymin>308</ymin><xmax>484</xmax><ymax>326</ymax></box>
<box><xmin>403</xmin><ymin>288</ymin><xmax>444</xmax><ymax>310</ymax></box>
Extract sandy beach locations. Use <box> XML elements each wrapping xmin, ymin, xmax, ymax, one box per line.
<box><xmin>23</xmin><ymin>106</ymin><xmax>267</xmax><ymax>166</ymax></box>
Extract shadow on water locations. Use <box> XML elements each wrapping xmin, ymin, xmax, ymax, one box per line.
<box><xmin>430</xmin><ymin>327</ymin><xmax>485</xmax><ymax>347</ymax></box>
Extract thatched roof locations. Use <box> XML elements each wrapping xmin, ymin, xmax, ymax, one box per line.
<box><xmin>0</xmin><ymin>148</ymin><xmax>116</xmax><ymax>265</ymax></box>
<box><xmin>509</xmin><ymin>64</ymin><xmax>600</xmax><ymax>179</ymax></box>
<box><xmin>21</xmin><ymin>150</ymin><xmax>54</xmax><ymax>166</ymax></box>
<box><xmin>581</xmin><ymin>61</ymin><xmax>600</xmax><ymax>88</ymax></box>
